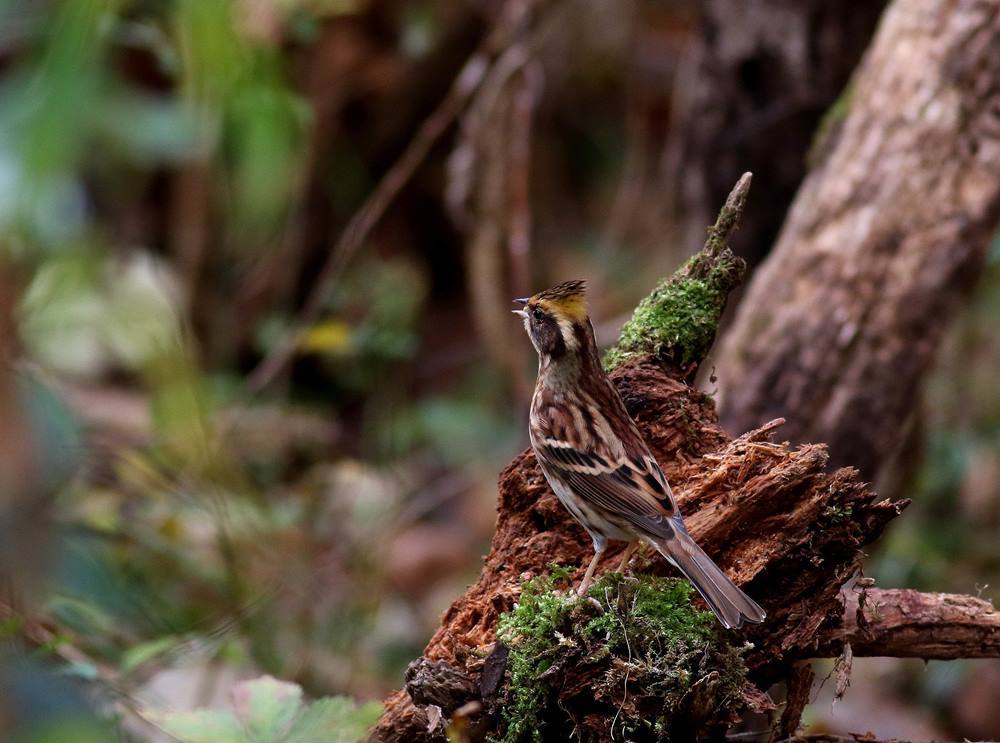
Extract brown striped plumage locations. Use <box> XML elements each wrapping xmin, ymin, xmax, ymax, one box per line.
<box><xmin>514</xmin><ymin>280</ymin><xmax>765</xmax><ymax>629</ymax></box>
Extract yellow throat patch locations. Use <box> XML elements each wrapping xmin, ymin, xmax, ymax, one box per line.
<box><xmin>532</xmin><ymin>279</ymin><xmax>588</xmax><ymax>322</ymax></box>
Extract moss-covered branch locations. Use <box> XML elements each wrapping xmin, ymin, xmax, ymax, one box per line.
<box><xmin>604</xmin><ymin>172</ymin><xmax>750</xmax><ymax>372</ymax></box>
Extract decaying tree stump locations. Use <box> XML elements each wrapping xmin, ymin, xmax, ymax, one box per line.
<box><xmin>370</xmin><ymin>174</ymin><xmax>999</xmax><ymax>742</ymax></box>
<box><xmin>715</xmin><ymin>0</ymin><xmax>1000</xmax><ymax>478</ymax></box>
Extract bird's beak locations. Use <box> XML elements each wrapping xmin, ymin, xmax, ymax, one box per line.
<box><xmin>512</xmin><ymin>297</ymin><xmax>529</xmax><ymax>318</ymax></box>
<box><xmin>512</xmin><ymin>309</ymin><xmax>528</xmax><ymax>318</ymax></box>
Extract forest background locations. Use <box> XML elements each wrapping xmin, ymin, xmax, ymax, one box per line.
<box><xmin>0</xmin><ymin>1</ymin><xmax>997</xmax><ymax>741</ymax></box>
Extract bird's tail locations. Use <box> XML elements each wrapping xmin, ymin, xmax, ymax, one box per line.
<box><xmin>650</xmin><ymin>528</ymin><xmax>766</xmax><ymax>629</ymax></box>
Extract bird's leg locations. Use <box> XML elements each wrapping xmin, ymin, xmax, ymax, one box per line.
<box><xmin>616</xmin><ymin>542</ymin><xmax>638</xmax><ymax>574</ymax></box>
<box><xmin>577</xmin><ymin>545</ymin><xmax>605</xmax><ymax>596</ymax></box>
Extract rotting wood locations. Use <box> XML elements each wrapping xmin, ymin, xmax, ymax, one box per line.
<box><xmin>372</xmin><ymin>174</ymin><xmax>907</xmax><ymax>741</ymax></box>
<box><xmin>372</xmin><ymin>148</ymin><xmax>998</xmax><ymax>739</ymax></box>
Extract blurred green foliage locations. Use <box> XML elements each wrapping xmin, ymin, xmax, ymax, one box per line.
<box><xmin>0</xmin><ymin>0</ymin><xmax>496</xmax><ymax>739</ymax></box>
<box><xmin>150</xmin><ymin>675</ymin><xmax>381</xmax><ymax>743</ymax></box>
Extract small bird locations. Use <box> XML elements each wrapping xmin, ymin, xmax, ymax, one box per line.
<box><xmin>514</xmin><ymin>280</ymin><xmax>765</xmax><ymax>629</ymax></box>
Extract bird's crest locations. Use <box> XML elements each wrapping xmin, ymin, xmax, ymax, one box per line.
<box><xmin>532</xmin><ymin>280</ymin><xmax>588</xmax><ymax>322</ymax></box>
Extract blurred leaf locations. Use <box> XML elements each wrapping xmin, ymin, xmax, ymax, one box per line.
<box><xmin>18</xmin><ymin>252</ymin><xmax>106</xmax><ymax>374</ymax></box>
<box><xmin>400</xmin><ymin>3</ymin><xmax>437</xmax><ymax>58</ymax></box>
<box><xmin>57</xmin><ymin>660</ymin><xmax>99</xmax><ymax>681</ymax></box>
<box><xmin>17</xmin><ymin>372</ymin><xmax>83</xmax><ymax>491</ymax></box>
<box><xmin>94</xmin><ymin>91</ymin><xmax>202</xmax><ymax>163</ymax></box>
<box><xmin>152</xmin><ymin>708</ymin><xmax>245</xmax><ymax>743</ymax></box>
<box><xmin>150</xmin><ymin>675</ymin><xmax>378</xmax><ymax>743</ymax></box>
<box><xmin>231</xmin><ymin>675</ymin><xmax>302</xmax><ymax>740</ymax></box>
<box><xmin>19</xmin><ymin>251</ymin><xmax>181</xmax><ymax>375</ymax></box>
<box><xmin>103</xmin><ymin>253</ymin><xmax>182</xmax><ymax>368</ymax></box>
<box><xmin>4</xmin><ymin>0</ymin><xmax>113</xmax><ymax>175</ymax></box>
<box><xmin>225</xmin><ymin>62</ymin><xmax>311</xmax><ymax>239</ymax></box>
<box><xmin>176</xmin><ymin>0</ymin><xmax>248</xmax><ymax>110</ymax></box>
<box><xmin>47</xmin><ymin>595</ymin><xmax>115</xmax><ymax>637</ymax></box>
<box><xmin>148</xmin><ymin>354</ymin><xmax>215</xmax><ymax>466</ymax></box>
<box><xmin>12</xmin><ymin>720</ymin><xmax>110</xmax><ymax>743</ymax></box>
<box><xmin>0</xmin><ymin>615</ymin><xmax>25</xmax><ymax>639</ymax></box>
<box><xmin>285</xmin><ymin>696</ymin><xmax>382</xmax><ymax>743</ymax></box>
<box><xmin>0</xmin><ymin>0</ymin><xmax>121</xmax><ymax>249</ymax></box>
<box><xmin>120</xmin><ymin>634</ymin><xmax>179</xmax><ymax>673</ymax></box>
<box><xmin>299</xmin><ymin>320</ymin><xmax>352</xmax><ymax>355</ymax></box>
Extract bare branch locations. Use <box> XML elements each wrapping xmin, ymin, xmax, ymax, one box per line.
<box><xmin>817</xmin><ymin>588</ymin><xmax>1000</xmax><ymax>660</ymax></box>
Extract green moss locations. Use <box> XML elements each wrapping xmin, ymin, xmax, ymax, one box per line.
<box><xmin>603</xmin><ymin>174</ymin><xmax>750</xmax><ymax>374</ymax></box>
<box><xmin>491</xmin><ymin>569</ymin><xmax>749</xmax><ymax>742</ymax></box>
<box><xmin>584</xmin><ymin>571</ymin><xmax>714</xmax><ymax>649</ymax></box>
<box><xmin>808</xmin><ymin>83</ymin><xmax>854</xmax><ymax>167</ymax></box>
<box><xmin>821</xmin><ymin>503</ymin><xmax>854</xmax><ymax>522</ymax></box>
<box><xmin>604</xmin><ymin>250</ymin><xmax>742</xmax><ymax>372</ymax></box>
<box><xmin>492</xmin><ymin>567</ymin><xmax>580</xmax><ymax>743</ymax></box>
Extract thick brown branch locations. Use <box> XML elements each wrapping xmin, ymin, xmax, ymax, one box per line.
<box><xmin>817</xmin><ymin>588</ymin><xmax>1000</xmax><ymax>660</ymax></box>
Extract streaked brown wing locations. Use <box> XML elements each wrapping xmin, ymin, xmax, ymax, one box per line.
<box><xmin>536</xmin><ymin>442</ymin><xmax>678</xmax><ymax>539</ymax></box>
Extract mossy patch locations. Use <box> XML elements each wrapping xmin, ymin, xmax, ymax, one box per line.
<box><xmin>821</xmin><ymin>503</ymin><xmax>854</xmax><ymax>523</ymax></box>
<box><xmin>490</xmin><ymin>568</ymin><xmax>749</xmax><ymax>742</ymax></box>
<box><xmin>808</xmin><ymin>82</ymin><xmax>854</xmax><ymax>167</ymax></box>
<box><xmin>604</xmin><ymin>250</ymin><xmax>744</xmax><ymax>373</ymax></box>
<box><xmin>603</xmin><ymin>174</ymin><xmax>749</xmax><ymax>374</ymax></box>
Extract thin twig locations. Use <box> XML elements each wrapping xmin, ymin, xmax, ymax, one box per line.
<box><xmin>608</xmin><ymin>584</ymin><xmax>635</xmax><ymax>741</ymax></box>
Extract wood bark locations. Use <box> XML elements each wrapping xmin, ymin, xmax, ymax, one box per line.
<box><xmin>715</xmin><ymin>0</ymin><xmax>1000</xmax><ymax>478</ymax></box>
<box><xmin>818</xmin><ymin>588</ymin><xmax>1000</xmax><ymax>660</ymax></box>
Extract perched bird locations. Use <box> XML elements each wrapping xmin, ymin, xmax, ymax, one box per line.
<box><xmin>513</xmin><ymin>279</ymin><xmax>765</xmax><ymax>629</ymax></box>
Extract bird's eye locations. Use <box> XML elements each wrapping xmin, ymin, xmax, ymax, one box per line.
<box><xmin>531</xmin><ymin>307</ymin><xmax>544</xmax><ymax>321</ymax></box>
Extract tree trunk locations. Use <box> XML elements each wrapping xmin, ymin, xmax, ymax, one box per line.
<box><xmin>714</xmin><ymin>0</ymin><xmax>1000</xmax><ymax>478</ymax></box>
<box><xmin>663</xmin><ymin>0</ymin><xmax>887</xmax><ymax>265</ymax></box>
